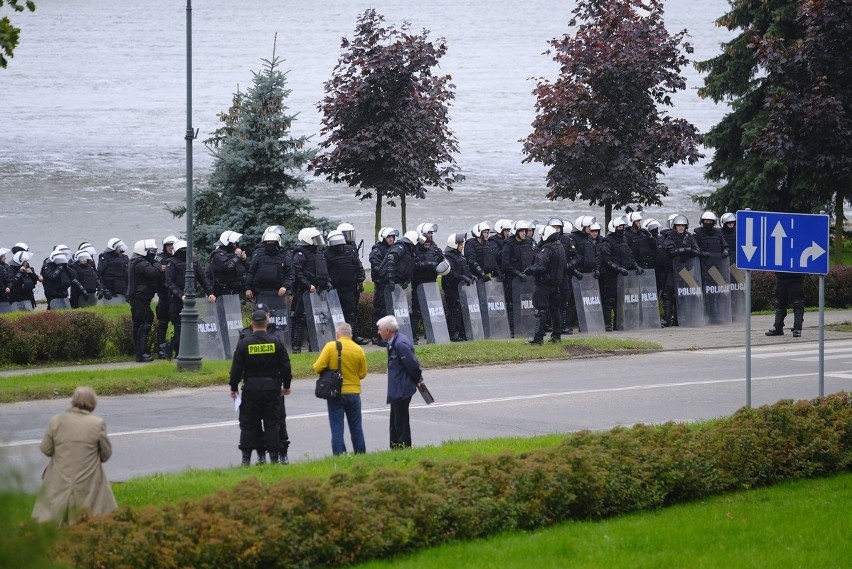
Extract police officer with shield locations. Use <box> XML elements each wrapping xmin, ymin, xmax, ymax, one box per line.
<box><xmin>523</xmin><ymin>225</ymin><xmax>566</xmax><ymax>344</ymax></box>
<box><xmin>127</xmin><ymin>239</ymin><xmax>161</xmax><ymax>362</ymax></box>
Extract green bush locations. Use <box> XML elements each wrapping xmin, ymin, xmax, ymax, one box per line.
<box><xmin>56</xmin><ymin>393</ymin><xmax>852</xmax><ymax>569</ymax></box>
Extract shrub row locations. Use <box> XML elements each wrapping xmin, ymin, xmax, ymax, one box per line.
<box><xmin>750</xmin><ymin>266</ymin><xmax>852</xmax><ymax>311</ymax></box>
<box><xmin>57</xmin><ymin>393</ymin><xmax>852</xmax><ymax>569</ymax></box>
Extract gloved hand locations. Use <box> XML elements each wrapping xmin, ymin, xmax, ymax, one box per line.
<box><xmin>636</xmin><ymin>267</ymin><xmax>644</xmax><ymax>275</ymax></box>
<box><xmin>73</xmin><ymin>280</ymin><xmax>86</xmax><ymax>294</ymax></box>
<box><xmin>523</xmin><ymin>266</ymin><xmax>534</xmax><ymax>275</ymax></box>
<box><xmin>619</xmin><ymin>267</ymin><xmax>629</xmax><ymax>276</ymax></box>
<box><xmin>387</xmin><ymin>279</ymin><xmax>396</xmax><ymax>288</ymax></box>
<box><xmin>96</xmin><ymin>289</ymin><xmax>104</xmax><ymax>300</ymax></box>
<box><xmin>104</xmin><ymin>290</ymin><xmax>113</xmax><ymax>300</ymax></box>
<box><xmin>482</xmin><ymin>275</ymin><xmax>491</xmax><ymax>282</ymax></box>
<box><xmin>593</xmin><ymin>270</ymin><xmax>600</xmax><ymax>279</ymax></box>
<box><xmin>721</xmin><ymin>250</ymin><xmax>729</xmax><ymax>258</ymax></box>
<box><xmin>81</xmin><ymin>290</ymin><xmax>90</xmax><ymax>301</ymax></box>
<box><xmin>701</xmin><ymin>251</ymin><xmax>710</xmax><ymax>258</ymax></box>
<box><xmin>463</xmin><ymin>276</ymin><xmax>473</xmax><ymax>285</ymax></box>
<box><xmin>574</xmin><ymin>271</ymin><xmax>583</xmax><ymax>281</ymax></box>
<box><xmin>326</xmin><ymin>282</ymin><xmax>334</xmax><ymax>291</ymax></box>
<box><xmin>516</xmin><ymin>273</ymin><xmax>528</xmax><ymax>281</ymax></box>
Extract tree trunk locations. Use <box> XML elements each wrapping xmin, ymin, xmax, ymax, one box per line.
<box><xmin>374</xmin><ymin>190</ymin><xmax>383</xmax><ymax>242</ymax></box>
<box><xmin>604</xmin><ymin>201</ymin><xmax>612</xmax><ymax>235</ymax></box>
<box><xmin>400</xmin><ymin>194</ymin><xmax>407</xmax><ymax>234</ymax></box>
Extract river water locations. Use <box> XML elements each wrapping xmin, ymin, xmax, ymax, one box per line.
<box><xmin>1</xmin><ymin>0</ymin><xmax>735</xmax><ymax>259</ymax></box>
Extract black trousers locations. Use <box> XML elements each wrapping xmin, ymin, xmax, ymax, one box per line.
<box><xmin>389</xmin><ymin>396</ymin><xmax>412</xmax><ymax>449</ymax></box>
<box><xmin>278</xmin><ymin>395</ymin><xmax>290</xmax><ymax>455</ymax></box>
<box><xmin>238</xmin><ymin>388</ymin><xmax>280</xmax><ymax>454</ymax></box>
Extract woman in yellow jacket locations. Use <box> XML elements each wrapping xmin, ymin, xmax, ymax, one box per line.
<box><xmin>312</xmin><ymin>322</ymin><xmax>368</xmax><ymax>454</ymax></box>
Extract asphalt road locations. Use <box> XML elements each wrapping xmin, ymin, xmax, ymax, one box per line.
<box><xmin>3</xmin><ymin>339</ymin><xmax>852</xmax><ymax>491</ymax></box>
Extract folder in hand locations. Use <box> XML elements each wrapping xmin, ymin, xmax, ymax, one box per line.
<box><xmin>417</xmin><ymin>382</ymin><xmax>434</xmax><ymax>405</ymax></box>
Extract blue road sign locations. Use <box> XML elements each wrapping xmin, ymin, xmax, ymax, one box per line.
<box><xmin>735</xmin><ymin>211</ymin><xmax>830</xmax><ymax>275</ymax></box>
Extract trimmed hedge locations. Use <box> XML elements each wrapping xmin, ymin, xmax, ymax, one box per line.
<box><xmin>57</xmin><ymin>394</ymin><xmax>852</xmax><ymax>569</ymax></box>
<box><xmin>750</xmin><ymin>266</ymin><xmax>852</xmax><ymax>311</ymax></box>
<box><xmin>0</xmin><ymin>311</ymin><xmax>124</xmax><ymax>364</ymax></box>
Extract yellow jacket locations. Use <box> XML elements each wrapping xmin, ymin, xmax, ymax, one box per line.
<box><xmin>312</xmin><ymin>336</ymin><xmax>368</xmax><ymax>394</ymax></box>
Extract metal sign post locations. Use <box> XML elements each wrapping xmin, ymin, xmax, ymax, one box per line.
<box><xmin>736</xmin><ymin>210</ymin><xmax>830</xmax><ymax>404</ymax></box>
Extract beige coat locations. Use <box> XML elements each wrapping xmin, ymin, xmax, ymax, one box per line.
<box><xmin>31</xmin><ymin>407</ymin><xmax>117</xmax><ymax>525</ymax></box>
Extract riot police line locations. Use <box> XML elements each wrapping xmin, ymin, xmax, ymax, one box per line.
<box><xmin>0</xmin><ymin>210</ymin><xmax>743</xmax><ymax>360</ymax></box>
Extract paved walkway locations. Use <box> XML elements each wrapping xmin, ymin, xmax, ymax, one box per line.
<box><xmin>1</xmin><ymin>310</ymin><xmax>849</xmax><ymax>378</ymax></box>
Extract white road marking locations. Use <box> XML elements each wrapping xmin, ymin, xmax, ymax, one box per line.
<box><xmin>6</xmin><ymin>370</ymin><xmax>848</xmax><ymax>449</ymax></box>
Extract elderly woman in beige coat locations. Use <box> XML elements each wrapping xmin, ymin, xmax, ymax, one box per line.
<box><xmin>32</xmin><ymin>386</ymin><xmax>117</xmax><ymax>525</ymax></box>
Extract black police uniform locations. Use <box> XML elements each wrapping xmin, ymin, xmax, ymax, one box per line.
<box><xmin>229</xmin><ymin>328</ymin><xmax>292</xmax><ymax>464</ymax></box>
<box><xmin>153</xmin><ymin>248</ymin><xmax>174</xmax><ymax>357</ymax></box>
<box><xmin>501</xmin><ymin>234</ymin><xmax>535</xmax><ymax>336</ymax></box>
<box><xmin>42</xmin><ymin>260</ymin><xmax>83</xmax><ymax>308</ymax></box>
<box><xmin>7</xmin><ymin>261</ymin><xmax>39</xmax><ymax>309</ymax></box>
<box><xmin>600</xmin><ymin>228</ymin><xmax>641</xmax><ymax>331</ymax></box>
<box><xmin>625</xmin><ymin>225</ymin><xmax>658</xmax><ymax>270</ymax></box>
<box><xmin>523</xmin><ymin>234</ymin><xmax>566</xmax><ymax>343</ymax></box>
<box><xmin>209</xmin><ymin>245</ymin><xmax>248</xmax><ymax>296</ymax></box>
<box><xmin>464</xmin><ymin>236</ymin><xmax>498</xmax><ymax>281</ymax></box>
<box><xmin>369</xmin><ymin>239</ymin><xmax>392</xmax><ymax>344</ymax></box>
<box><xmin>663</xmin><ymin>229</ymin><xmax>701</xmax><ymax>326</ymax></box>
<box><xmin>568</xmin><ymin>228</ymin><xmax>600</xmax><ymax>330</ymax></box>
<box><xmin>290</xmin><ymin>243</ymin><xmax>330</xmax><ymax>353</ymax></box>
<box><xmin>767</xmin><ymin>272</ymin><xmax>806</xmax><ymax>337</ymax></box>
<box><xmin>127</xmin><ymin>252</ymin><xmax>161</xmax><ymax>362</ymax></box>
<box><xmin>163</xmin><ymin>251</ymin><xmax>215</xmax><ymax>358</ymax></box>
<box><xmin>68</xmin><ymin>259</ymin><xmax>104</xmax><ymax>308</ymax></box>
<box><xmin>442</xmin><ymin>247</ymin><xmax>486</xmax><ymax>341</ymax></box>
<box><xmin>97</xmin><ymin>249</ymin><xmax>129</xmax><ymax>297</ymax></box>
<box><xmin>324</xmin><ymin>242</ymin><xmax>365</xmax><ymax>342</ymax></box>
<box><xmin>410</xmin><ymin>240</ymin><xmax>444</xmax><ymax>342</ymax></box>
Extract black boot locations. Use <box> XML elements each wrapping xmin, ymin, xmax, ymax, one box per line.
<box><xmin>792</xmin><ymin>302</ymin><xmax>804</xmax><ymax>337</ymax></box>
<box><xmin>662</xmin><ymin>296</ymin><xmax>673</xmax><ymax>327</ymax></box>
<box><xmin>291</xmin><ymin>324</ymin><xmax>304</xmax><ymax>354</ymax></box>
<box><xmin>156</xmin><ymin>321</ymin><xmax>169</xmax><ymax>359</ymax></box>
<box><xmin>241</xmin><ymin>451</ymin><xmax>252</xmax><ymax>467</ymax></box>
<box><xmin>160</xmin><ymin>340</ymin><xmax>173</xmax><ymax>361</ymax></box>
<box><xmin>603</xmin><ymin>301</ymin><xmax>614</xmax><ymax>332</ymax></box>
<box><xmin>528</xmin><ymin>311</ymin><xmax>545</xmax><ymax>345</ymax></box>
<box><xmin>135</xmin><ymin>328</ymin><xmax>154</xmax><ymax>363</ymax></box>
<box><xmin>507</xmin><ymin>305</ymin><xmax>515</xmax><ymax>338</ymax></box>
<box><xmin>256</xmin><ymin>452</ymin><xmax>266</xmax><ymax>466</ymax></box>
<box><xmin>766</xmin><ymin>305</ymin><xmax>786</xmax><ymax>336</ymax></box>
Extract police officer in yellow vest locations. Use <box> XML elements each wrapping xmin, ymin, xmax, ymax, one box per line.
<box><xmin>229</xmin><ymin>309</ymin><xmax>292</xmax><ymax>466</ymax></box>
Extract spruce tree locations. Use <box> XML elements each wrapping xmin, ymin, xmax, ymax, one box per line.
<box><xmin>170</xmin><ymin>44</ymin><xmax>331</xmax><ymax>254</ymax></box>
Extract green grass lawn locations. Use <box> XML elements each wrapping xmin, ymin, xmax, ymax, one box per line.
<box><xmin>0</xmin><ymin>337</ymin><xmax>660</xmax><ymax>403</ymax></box>
<box><xmin>352</xmin><ymin>473</ymin><xmax>852</xmax><ymax>569</ymax></box>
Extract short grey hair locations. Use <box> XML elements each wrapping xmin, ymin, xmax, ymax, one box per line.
<box><xmin>335</xmin><ymin>322</ymin><xmax>352</xmax><ymax>337</ymax></box>
<box><xmin>376</xmin><ymin>315</ymin><xmax>399</xmax><ymax>332</ymax></box>
<box><xmin>71</xmin><ymin>386</ymin><xmax>97</xmax><ymax>412</ymax></box>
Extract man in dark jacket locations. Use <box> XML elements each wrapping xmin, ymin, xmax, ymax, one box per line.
<box><xmin>600</xmin><ymin>217</ymin><xmax>642</xmax><ymax>332</ymax></box>
<box><xmin>162</xmin><ymin>239</ymin><xmax>216</xmax><ymax>359</ymax></box>
<box><xmin>230</xmin><ymin>309</ymin><xmax>292</xmax><ymax>466</ymax></box>
<box><xmin>501</xmin><ymin>220</ymin><xmax>535</xmax><ymax>337</ymax></box>
<box><xmin>369</xmin><ymin>227</ymin><xmax>398</xmax><ymax>346</ymax></box>
<box><xmin>127</xmin><ymin>239</ymin><xmax>161</xmax><ymax>362</ymax></box>
<box><xmin>663</xmin><ymin>215</ymin><xmax>701</xmax><ymax>327</ymax></box>
<box><xmin>245</xmin><ymin>229</ymin><xmax>294</xmax><ymax>302</ymax></box>
<box><xmin>209</xmin><ymin>230</ymin><xmax>249</xmax><ymax>296</ymax></box>
<box><xmin>324</xmin><ymin>230</ymin><xmax>367</xmax><ymax>344</ymax></box>
<box><xmin>290</xmin><ymin>227</ymin><xmax>330</xmax><ymax>353</ymax></box>
<box><xmin>523</xmin><ymin>225</ymin><xmax>566</xmax><ymax>344</ymax></box>
<box><xmin>377</xmin><ymin>315</ymin><xmax>423</xmax><ymax>449</ymax></box>
<box><xmin>97</xmin><ymin>238</ymin><xmax>129</xmax><ymax>298</ymax></box>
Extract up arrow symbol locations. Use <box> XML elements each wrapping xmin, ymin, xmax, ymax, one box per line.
<box><xmin>741</xmin><ymin>217</ymin><xmax>757</xmax><ymax>261</ymax></box>
<box><xmin>770</xmin><ymin>221</ymin><xmax>787</xmax><ymax>266</ymax></box>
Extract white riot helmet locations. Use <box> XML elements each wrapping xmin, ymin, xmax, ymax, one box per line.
<box><xmin>49</xmin><ymin>250</ymin><xmax>68</xmax><ymax>264</ymax></box>
<box><xmin>494</xmin><ymin>219</ymin><xmax>513</xmax><ymax>234</ymax></box>
<box><xmin>447</xmin><ymin>232</ymin><xmax>467</xmax><ymax>251</ymax></box>
<box><xmin>107</xmin><ymin>238</ymin><xmax>127</xmax><ymax>253</ymax></box>
<box><xmin>720</xmin><ymin>212</ymin><xmax>736</xmax><ymax>225</ymax></box>
<box><xmin>297</xmin><ymin>227</ymin><xmax>325</xmax><ymax>247</ymax></box>
<box><xmin>627</xmin><ymin>212</ymin><xmax>643</xmax><ymax>225</ymax></box>
<box><xmin>218</xmin><ymin>230</ymin><xmax>242</xmax><ymax>246</ymax></box>
<box><xmin>532</xmin><ymin>224</ymin><xmax>547</xmax><ymax>244</ymax></box>
<box><xmin>54</xmin><ymin>244</ymin><xmax>72</xmax><ymax>256</ymax></box>
<box><xmin>547</xmin><ymin>217</ymin><xmax>565</xmax><ymax>229</ymax></box>
<box><xmin>700</xmin><ymin>211</ymin><xmax>718</xmax><ymax>225</ymax></box>
<box><xmin>589</xmin><ymin>221</ymin><xmax>602</xmax><ymax>232</ymax></box>
<box><xmin>262</xmin><ymin>229</ymin><xmax>281</xmax><ymax>246</ymax></box>
<box><xmin>471</xmin><ymin>221</ymin><xmax>491</xmax><ymax>238</ymax></box>
<box><xmin>337</xmin><ymin>222</ymin><xmax>356</xmax><ymax>243</ymax></box>
<box><xmin>607</xmin><ymin>219</ymin><xmax>616</xmax><ymax>233</ymax></box>
<box><xmin>162</xmin><ymin>235</ymin><xmax>179</xmax><ymax>248</ymax></box>
<box><xmin>173</xmin><ymin>240</ymin><xmax>187</xmax><ymax>253</ymax></box>
<box><xmin>326</xmin><ymin>230</ymin><xmax>346</xmax><ymax>247</ymax></box>
<box><xmin>542</xmin><ymin>225</ymin><xmax>560</xmax><ymax>242</ymax></box>
<box><xmin>133</xmin><ymin>239</ymin><xmax>158</xmax><ymax>257</ymax></box>
<box><xmin>379</xmin><ymin>227</ymin><xmax>399</xmax><ymax>241</ymax></box>
<box><xmin>666</xmin><ymin>213</ymin><xmax>680</xmax><ymax>229</ymax></box>
<box><xmin>435</xmin><ymin>259</ymin><xmax>451</xmax><ymax>276</ymax></box>
<box><xmin>11</xmin><ymin>251</ymin><xmax>32</xmax><ymax>266</ymax></box>
<box><xmin>512</xmin><ymin>220</ymin><xmax>533</xmax><ymax>235</ymax></box>
<box><xmin>0</xmin><ymin>247</ymin><xmax>8</xmax><ymax>259</ymax></box>
<box><xmin>416</xmin><ymin>222</ymin><xmax>438</xmax><ymax>235</ymax></box>
<box><xmin>563</xmin><ymin>219</ymin><xmax>575</xmax><ymax>233</ymax></box>
<box><xmin>642</xmin><ymin>218</ymin><xmax>662</xmax><ymax>233</ymax></box>
<box><xmin>78</xmin><ymin>242</ymin><xmax>98</xmax><ymax>258</ymax></box>
<box><xmin>672</xmin><ymin>215</ymin><xmax>689</xmax><ymax>229</ymax></box>
<box><xmin>73</xmin><ymin>251</ymin><xmax>92</xmax><ymax>263</ymax></box>
<box><xmin>264</xmin><ymin>225</ymin><xmax>284</xmax><ymax>236</ymax></box>
<box><xmin>12</xmin><ymin>242</ymin><xmax>29</xmax><ymax>252</ymax></box>
<box><xmin>402</xmin><ymin>230</ymin><xmax>422</xmax><ymax>246</ymax></box>
<box><xmin>614</xmin><ymin>216</ymin><xmax>628</xmax><ymax>229</ymax></box>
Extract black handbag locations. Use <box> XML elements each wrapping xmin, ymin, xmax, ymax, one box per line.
<box><xmin>315</xmin><ymin>341</ymin><xmax>343</xmax><ymax>400</ymax></box>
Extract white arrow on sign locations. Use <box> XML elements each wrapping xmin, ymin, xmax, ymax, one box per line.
<box><xmin>741</xmin><ymin>217</ymin><xmax>757</xmax><ymax>261</ymax></box>
<box><xmin>799</xmin><ymin>241</ymin><xmax>826</xmax><ymax>267</ymax></box>
<box><xmin>770</xmin><ymin>221</ymin><xmax>787</xmax><ymax>266</ymax></box>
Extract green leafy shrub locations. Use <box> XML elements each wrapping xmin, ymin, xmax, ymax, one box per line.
<box><xmin>56</xmin><ymin>393</ymin><xmax>852</xmax><ymax>569</ymax></box>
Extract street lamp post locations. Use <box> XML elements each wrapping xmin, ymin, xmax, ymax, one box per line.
<box><xmin>177</xmin><ymin>0</ymin><xmax>202</xmax><ymax>371</ymax></box>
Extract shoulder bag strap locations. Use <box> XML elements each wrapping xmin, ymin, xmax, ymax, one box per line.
<box><xmin>335</xmin><ymin>340</ymin><xmax>342</xmax><ymax>371</ymax></box>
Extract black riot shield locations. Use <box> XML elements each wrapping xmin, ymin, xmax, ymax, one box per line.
<box><xmin>256</xmin><ymin>293</ymin><xmax>291</xmax><ymax>351</ymax></box>
<box><xmin>304</xmin><ymin>291</ymin><xmax>335</xmax><ymax>352</ymax></box>
<box><xmin>511</xmin><ymin>277</ymin><xmax>536</xmax><ymax>338</ymax></box>
<box><xmin>729</xmin><ymin>265</ymin><xmax>746</xmax><ymax>323</ymax></box>
<box><xmin>572</xmin><ymin>275</ymin><xmax>606</xmax><ymax>334</ymax></box>
<box><xmin>458</xmin><ymin>282</ymin><xmax>485</xmax><ymax>341</ymax></box>
<box><xmin>384</xmin><ymin>284</ymin><xmax>414</xmax><ymax>340</ymax></box>
<box><xmin>478</xmin><ymin>279</ymin><xmax>511</xmax><ymax>339</ymax></box>
<box><xmin>216</xmin><ymin>295</ymin><xmax>244</xmax><ymax>358</ymax></box>
<box><xmin>672</xmin><ymin>257</ymin><xmax>705</xmax><ymax>328</ymax></box>
<box><xmin>100</xmin><ymin>294</ymin><xmax>127</xmax><ymax>306</ymax></box>
<box><xmin>322</xmin><ymin>289</ymin><xmax>347</xmax><ymax>330</ymax></box>
<box><xmin>616</xmin><ymin>273</ymin><xmax>642</xmax><ymax>331</ymax></box>
<box><xmin>637</xmin><ymin>271</ymin><xmax>662</xmax><ymax>330</ymax></box>
<box><xmin>701</xmin><ymin>255</ymin><xmax>732</xmax><ymax>325</ymax></box>
<box><xmin>416</xmin><ymin>283</ymin><xmax>450</xmax><ymax>344</ymax></box>
<box><xmin>195</xmin><ymin>295</ymin><xmax>227</xmax><ymax>361</ymax></box>
<box><xmin>47</xmin><ymin>298</ymin><xmax>72</xmax><ymax>310</ymax></box>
